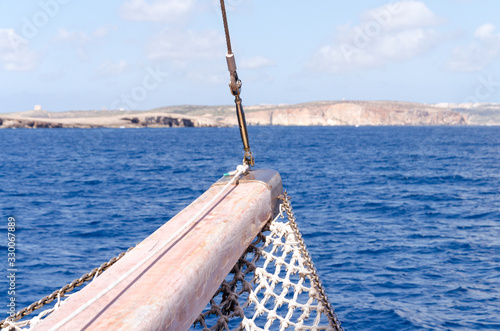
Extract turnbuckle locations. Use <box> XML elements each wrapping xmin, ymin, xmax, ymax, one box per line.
<box><xmin>226</xmin><ymin>53</ymin><xmax>255</xmax><ymax>167</ymax></box>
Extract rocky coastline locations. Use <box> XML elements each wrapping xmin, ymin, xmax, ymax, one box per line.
<box><xmin>1</xmin><ymin>100</ymin><xmax>496</xmax><ymax>129</ymax></box>
<box><xmin>0</xmin><ymin>113</ymin><xmax>218</xmax><ymax>129</ymax></box>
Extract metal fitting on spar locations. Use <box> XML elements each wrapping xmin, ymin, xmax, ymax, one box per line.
<box><xmin>226</xmin><ymin>53</ymin><xmax>242</xmax><ymax>96</ymax></box>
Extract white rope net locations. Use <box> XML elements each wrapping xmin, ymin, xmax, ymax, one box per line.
<box><xmin>243</xmin><ymin>220</ymin><xmax>333</xmax><ymax>330</ymax></box>
<box><xmin>194</xmin><ymin>193</ymin><xmax>342</xmax><ymax>331</ymax></box>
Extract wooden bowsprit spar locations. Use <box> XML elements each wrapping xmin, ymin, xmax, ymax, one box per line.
<box><xmin>30</xmin><ymin>169</ymin><xmax>283</xmax><ymax>330</ymax></box>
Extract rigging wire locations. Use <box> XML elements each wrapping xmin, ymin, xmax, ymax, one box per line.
<box><xmin>219</xmin><ymin>0</ymin><xmax>254</xmax><ymax>167</ymax></box>
<box><xmin>219</xmin><ymin>0</ymin><xmax>233</xmax><ymax>55</ymax></box>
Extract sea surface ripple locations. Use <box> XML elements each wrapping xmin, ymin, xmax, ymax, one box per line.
<box><xmin>0</xmin><ymin>126</ymin><xmax>499</xmax><ymax>330</ymax></box>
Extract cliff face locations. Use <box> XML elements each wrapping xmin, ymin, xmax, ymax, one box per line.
<box><xmin>237</xmin><ymin>102</ymin><xmax>468</xmax><ymax>126</ymax></box>
<box><xmin>119</xmin><ymin>114</ymin><xmax>217</xmax><ymax>128</ymax></box>
<box><xmin>0</xmin><ymin>113</ymin><xmax>219</xmax><ymax>129</ymax></box>
<box><xmin>0</xmin><ymin>118</ymin><xmax>66</xmax><ymax>129</ymax></box>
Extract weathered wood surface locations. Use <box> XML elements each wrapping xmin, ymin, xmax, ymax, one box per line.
<box><xmin>33</xmin><ymin>169</ymin><xmax>282</xmax><ymax>331</ymax></box>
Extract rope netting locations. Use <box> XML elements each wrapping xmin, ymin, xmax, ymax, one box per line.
<box><xmin>193</xmin><ymin>193</ymin><xmax>343</xmax><ymax>331</ymax></box>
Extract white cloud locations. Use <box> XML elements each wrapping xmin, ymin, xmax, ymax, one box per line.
<box><xmin>361</xmin><ymin>1</ymin><xmax>440</xmax><ymax>32</ymax></box>
<box><xmin>53</xmin><ymin>26</ymin><xmax>113</xmax><ymax>61</ymax></box>
<box><xmin>95</xmin><ymin>60</ymin><xmax>130</xmax><ymax>77</ymax></box>
<box><xmin>308</xmin><ymin>1</ymin><xmax>442</xmax><ymax>74</ymax></box>
<box><xmin>146</xmin><ymin>29</ymin><xmax>224</xmax><ymax>62</ymax></box>
<box><xmin>92</xmin><ymin>26</ymin><xmax>115</xmax><ymax>39</ymax></box>
<box><xmin>144</xmin><ymin>28</ymin><xmax>226</xmax><ymax>85</ymax></box>
<box><xmin>446</xmin><ymin>23</ymin><xmax>500</xmax><ymax>72</ymax></box>
<box><xmin>239</xmin><ymin>56</ymin><xmax>275</xmax><ymax>70</ymax></box>
<box><xmin>474</xmin><ymin>23</ymin><xmax>495</xmax><ymax>40</ymax></box>
<box><xmin>119</xmin><ymin>0</ymin><xmax>195</xmax><ymax>23</ymax></box>
<box><xmin>54</xmin><ymin>26</ymin><xmax>113</xmax><ymax>43</ymax></box>
<box><xmin>54</xmin><ymin>28</ymin><xmax>90</xmax><ymax>43</ymax></box>
<box><xmin>186</xmin><ymin>70</ymin><xmax>225</xmax><ymax>85</ymax></box>
<box><xmin>0</xmin><ymin>29</ymin><xmax>39</xmax><ymax>71</ymax></box>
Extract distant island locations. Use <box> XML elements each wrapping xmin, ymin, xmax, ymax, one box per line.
<box><xmin>1</xmin><ymin>101</ymin><xmax>499</xmax><ymax>129</ymax></box>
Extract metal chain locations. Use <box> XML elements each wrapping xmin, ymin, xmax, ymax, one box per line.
<box><xmin>280</xmin><ymin>191</ymin><xmax>343</xmax><ymax>331</ymax></box>
<box><xmin>0</xmin><ymin>246</ymin><xmax>134</xmax><ymax>329</ymax></box>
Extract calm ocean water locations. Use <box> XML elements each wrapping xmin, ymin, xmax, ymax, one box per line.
<box><xmin>0</xmin><ymin>126</ymin><xmax>499</xmax><ymax>330</ymax></box>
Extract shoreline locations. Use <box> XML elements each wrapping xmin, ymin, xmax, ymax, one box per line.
<box><xmin>1</xmin><ymin>100</ymin><xmax>499</xmax><ymax>128</ymax></box>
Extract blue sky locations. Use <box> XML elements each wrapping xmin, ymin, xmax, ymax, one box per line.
<box><xmin>1</xmin><ymin>0</ymin><xmax>499</xmax><ymax>112</ymax></box>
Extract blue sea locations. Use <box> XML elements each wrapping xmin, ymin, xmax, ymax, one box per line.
<box><xmin>0</xmin><ymin>126</ymin><xmax>499</xmax><ymax>330</ymax></box>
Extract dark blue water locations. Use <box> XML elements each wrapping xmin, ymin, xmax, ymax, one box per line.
<box><xmin>0</xmin><ymin>126</ymin><xmax>499</xmax><ymax>330</ymax></box>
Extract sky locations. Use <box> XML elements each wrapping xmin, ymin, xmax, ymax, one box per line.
<box><xmin>1</xmin><ymin>0</ymin><xmax>499</xmax><ymax>113</ymax></box>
